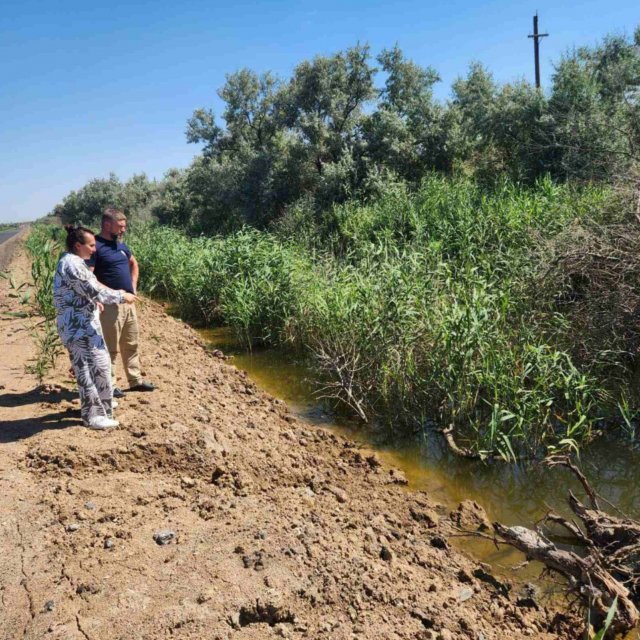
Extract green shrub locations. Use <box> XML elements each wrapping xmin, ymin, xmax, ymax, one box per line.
<box><xmin>22</xmin><ymin>224</ymin><xmax>65</xmax><ymax>382</ymax></box>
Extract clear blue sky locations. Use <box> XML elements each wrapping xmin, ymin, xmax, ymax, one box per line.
<box><xmin>1</xmin><ymin>0</ymin><xmax>638</xmax><ymax>223</ymax></box>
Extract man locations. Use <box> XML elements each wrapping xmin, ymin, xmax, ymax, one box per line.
<box><xmin>89</xmin><ymin>207</ymin><xmax>155</xmax><ymax>397</ymax></box>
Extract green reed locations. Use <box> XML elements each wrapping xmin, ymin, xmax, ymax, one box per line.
<box><xmin>125</xmin><ymin>176</ymin><xmax>619</xmax><ymax>459</ymax></box>
<box><xmin>23</xmin><ymin>224</ymin><xmax>64</xmax><ymax>382</ymax></box>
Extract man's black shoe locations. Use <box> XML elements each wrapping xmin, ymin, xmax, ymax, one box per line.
<box><xmin>128</xmin><ymin>381</ymin><xmax>156</xmax><ymax>392</ymax></box>
<box><xmin>113</xmin><ymin>387</ymin><xmax>125</xmax><ymax>398</ymax></box>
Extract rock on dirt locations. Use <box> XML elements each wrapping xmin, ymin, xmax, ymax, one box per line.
<box><xmin>451</xmin><ymin>499</ymin><xmax>492</xmax><ymax>531</ymax></box>
<box><xmin>153</xmin><ymin>530</ymin><xmax>176</xmax><ymax>545</ymax></box>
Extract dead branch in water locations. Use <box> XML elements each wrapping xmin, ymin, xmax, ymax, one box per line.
<box><xmin>537</xmin><ymin>511</ymin><xmax>593</xmax><ymax>547</ymax></box>
<box><xmin>544</xmin><ymin>455</ymin><xmax>600</xmax><ymax>510</ymax></box>
<box><xmin>493</xmin><ymin>523</ymin><xmax>639</xmax><ymax>633</ymax></box>
<box><xmin>491</xmin><ymin>457</ymin><xmax>640</xmax><ymax>635</ymax></box>
<box><xmin>310</xmin><ymin>338</ymin><xmax>371</xmax><ymax>422</ymax></box>
<box><xmin>440</xmin><ymin>425</ymin><xmax>528</xmax><ymax>462</ymax></box>
<box><xmin>441</xmin><ymin>425</ymin><xmax>483</xmax><ymax>459</ymax></box>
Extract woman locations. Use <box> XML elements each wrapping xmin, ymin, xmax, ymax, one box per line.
<box><xmin>54</xmin><ymin>225</ymin><xmax>136</xmax><ymax>429</ymax></box>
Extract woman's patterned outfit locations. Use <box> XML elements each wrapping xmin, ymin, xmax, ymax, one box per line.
<box><xmin>53</xmin><ymin>253</ymin><xmax>124</xmax><ymax>424</ymax></box>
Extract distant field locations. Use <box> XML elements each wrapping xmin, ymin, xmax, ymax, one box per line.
<box><xmin>0</xmin><ymin>223</ymin><xmax>19</xmax><ymax>233</ymax></box>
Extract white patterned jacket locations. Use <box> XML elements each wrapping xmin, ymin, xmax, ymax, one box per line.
<box><xmin>53</xmin><ymin>253</ymin><xmax>124</xmax><ymax>347</ymax></box>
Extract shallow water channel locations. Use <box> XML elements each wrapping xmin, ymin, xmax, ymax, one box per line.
<box><xmin>200</xmin><ymin>326</ymin><xmax>640</xmax><ymax>612</ymax></box>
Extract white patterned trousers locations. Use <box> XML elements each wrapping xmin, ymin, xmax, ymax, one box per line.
<box><xmin>66</xmin><ymin>337</ymin><xmax>114</xmax><ymax>423</ymax></box>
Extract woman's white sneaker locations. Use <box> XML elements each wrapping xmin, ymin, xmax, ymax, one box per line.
<box><xmin>85</xmin><ymin>416</ymin><xmax>119</xmax><ymax>430</ymax></box>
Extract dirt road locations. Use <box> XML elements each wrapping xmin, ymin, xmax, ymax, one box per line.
<box><xmin>0</xmin><ymin>240</ymin><xmax>578</xmax><ymax>639</ymax></box>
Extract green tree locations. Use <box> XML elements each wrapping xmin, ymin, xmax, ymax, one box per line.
<box><xmin>53</xmin><ymin>172</ymin><xmax>159</xmax><ymax>226</ymax></box>
<box><xmin>363</xmin><ymin>46</ymin><xmax>449</xmax><ymax>180</ymax></box>
<box><xmin>548</xmin><ymin>32</ymin><xmax>640</xmax><ymax>180</ymax></box>
<box><xmin>186</xmin><ymin>45</ymin><xmax>379</xmax><ymax>227</ymax></box>
<box><xmin>150</xmin><ymin>168</ymin><xmax>192</xmax><ymax>228</ymax></box>
<box><xmin>121</xmin><ymin>173</ymin><xmax>158</xmax><ymax>221</ymax></box>
<box><xmin>53</xmin><ymin>173</ymin><xmax>123</xmax><ymax>225</ymax></box>
<box><xmin>284</xmin><ymin>44</ymin><xmax>376</xmax><ymax>172</ymax></box>
<box><xmin>491</xmin><ymin>80</ymin><xmax>550</xmax><ymax>181</ymax></box>
<box><xmin>450</xmin><ymin>62</ymin><xmax>497</xmax><ymax>166</ymax></box>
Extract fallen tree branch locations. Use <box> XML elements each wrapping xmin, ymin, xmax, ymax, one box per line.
<box><xmin>489</xmin><ymin>457</ymin><xmax>640</xmax><ymax>635</ymax></box>
<box><xmin>545</xmin><ymin>455</ymin><xmax>600</xmax><ymax>510</ymax></box>
<box><xmin>537</xmin><ymin>511</ymin><xmax>593</xmax><ymax>547</ymax></box>
<box><xmin>568</xmin><ymin>493</ymin><xmax>640</xmax><ymax>553</ymax></box>
<box><xmin>441</xmin><ymin>425</ymin><xmax>483</xmax><ymax>459</ymax></box>
<box><xmin>493</xmin><ymin>522</ymin><xmax>639</xmax><ymax>634</ymax></box>
<box><xmin>440</xmin><ymin>425</ymin><xmax>528</xmax><ymax>462</ymax></box>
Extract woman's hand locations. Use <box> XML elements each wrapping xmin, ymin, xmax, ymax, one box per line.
<box><xmin>122</xmin><ymin>291</ymin><xmax>138</xmax><ymax>304</ymax></box>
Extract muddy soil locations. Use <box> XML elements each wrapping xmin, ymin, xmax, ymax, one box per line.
<box><xmin>0</xmin><ymin>241</ymin><xmax>580</xmax><ymax>640</ymax></box>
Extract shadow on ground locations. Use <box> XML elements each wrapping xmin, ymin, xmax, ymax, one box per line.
<box><xmin>0</xmin><ymin>385</ymin><xmax>80</xmax><ymax>442</ymax></box>
<box><xmin>0</xmin><ymin>385</ymin><xmax>76</xmax><ymax>408</ymax></box>
<box><xmin>0</xmin><ymin>410</ymin><xmax>81</xmax><ymax>443</ymax></box>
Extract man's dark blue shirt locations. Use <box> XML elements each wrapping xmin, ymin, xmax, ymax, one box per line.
<box><xmin>88</xmin><ymin>235</ymin><xmax>134</xmax><ymax>294</ymax></box>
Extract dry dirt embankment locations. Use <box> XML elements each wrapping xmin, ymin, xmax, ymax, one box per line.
<box><xmin>0</xmin><ymin>242</ymin><xmax>578</xmax><ymax>640</ymax></box>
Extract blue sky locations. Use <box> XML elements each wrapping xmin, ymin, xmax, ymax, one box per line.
<box><xmin>1</xmin><ymin>0</ymin><xmax>638</xmax><ymax>223</ymax></box>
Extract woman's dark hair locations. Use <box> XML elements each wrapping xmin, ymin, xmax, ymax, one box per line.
<box><xmin>64</xmin><ymin>225</ymin><xmax>95</xmax><ymax>252</ymax></box>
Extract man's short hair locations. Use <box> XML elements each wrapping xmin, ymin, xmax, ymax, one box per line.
<box><xmin>102</xmin><ymin>207</ymin><xmax>127</xmax><ymax>226</ymax></box>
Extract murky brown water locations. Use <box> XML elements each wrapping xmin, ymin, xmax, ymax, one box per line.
<box><xmin>200</xmin><ymin>326</ymin><xmax>640</xmax><ymax>624</ymax></box>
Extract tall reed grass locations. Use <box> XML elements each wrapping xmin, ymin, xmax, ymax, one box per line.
<box><xmin>128</xmin><ymin>176</ymin><xmax>614</xmax><ymax>459</ymax></box>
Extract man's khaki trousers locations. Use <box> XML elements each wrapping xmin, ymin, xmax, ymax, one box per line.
<box><xmin>100</xmin><ymin>303</ymin><xmax>142</xmax><ymax>388</ymax></box>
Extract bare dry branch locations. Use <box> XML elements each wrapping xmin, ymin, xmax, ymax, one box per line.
<box><xmin>544</xmin><ymin>455</ymin><xmax>600</xmax><ymax>510</ymax></box>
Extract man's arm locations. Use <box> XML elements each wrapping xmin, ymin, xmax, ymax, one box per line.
<box><xmin>129</xmin><ymin>255</ymin><xmax>139</xmax><ymax>294</ymax></box>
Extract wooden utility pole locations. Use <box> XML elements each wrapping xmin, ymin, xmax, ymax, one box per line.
<box><xmin>528</xmin><ymin>13</ymin><xmax>548</xmax><ymax>89</ymax></box>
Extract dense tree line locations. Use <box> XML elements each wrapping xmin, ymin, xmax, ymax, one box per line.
<box><xmin>54</xmin><ymin>26</ymin><xmax>640</xmax><ymax>232</ymax></box>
